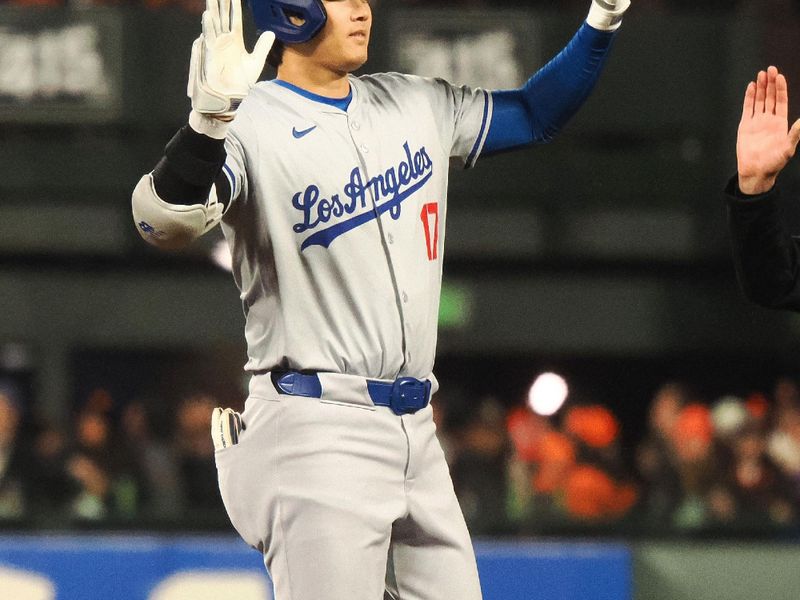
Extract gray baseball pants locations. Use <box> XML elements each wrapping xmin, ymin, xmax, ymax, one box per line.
<box><xmin>214</xmin><ymin>371</ymin><xmax>483</xmax><ymax>600</ymax></box>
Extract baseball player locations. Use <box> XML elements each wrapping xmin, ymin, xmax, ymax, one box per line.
<box><xmin>727</xmin><ymin>65</ymin><xmax>800</xmax><ymax>311</ymax></box>
<box><xmin>131</xmin><ymin>0</ymin><xmax>631</xmax><ymax>598</ymax></box>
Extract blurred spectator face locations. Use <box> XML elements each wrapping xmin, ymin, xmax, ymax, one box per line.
<box><xmin>563</xmin><ymin>464</ymin><xmax>637</xmax><ymax>521</ymax></box>
<box><xmin>734</xmin><ymin>429</ymin><xmax>765</xmax><ymax>461</ymax></box>
<box><xmin>463</xmin><ymin>423</ymin><xmax>505</xmax><ymax>457</ymax></box>
<box><xmin>674</xmin><ymin>437</ymin><xmax>711</xmax><ymax>464</ymax></box>
<box><xmin>672</xmin><ymin>404</ymin><xmax>713</xmax><ymax>464</ymax></box>
<box><xmin>122</xmin><ymin>402</ymin><xmax>148</xmax><ymax>441</ymax></box>
<box><xmin>77</xmin><ymin>411</ymin><xmax>109</xmax><ymax>449</ymax></box>
<box><xmin>636</xmin><ymin>443</ymin><xmax>661</xmax><ymax>477</ymax></box>
<box><xmin>463</xmin><ymin>399</ymin><xmax>507</xmax><ymax>458</ymax></box>
<box><xmin>0</xmin><ymin>393</ymin><xmax>20</xmax><ymax>448</ymax></box>
<box><xmin>67</xmin><ymin>454</ymin><xmax>109</xmax><ymax>498</ymax></box>
<box><xmin>34</xmin><ymin>425</ymin><xmax>66</xmax><ymax>461</ymax></box>
<box><xmin>564</xmin><ymin>465</ymin><xmax>615</xmax><ymax>520</ymax></box>
<box><xmin>564</xmin><ymin>405</ymin><xmax>619</xmax><ymax>449</ymax></box>
<box><xmin>85</xmin><ymin>388</ymin><xmax>114</xmax><ymax>414</ymax></box>
<box><xmin>745</xmin><ymin>392</ymin><xmax>770</xmax><ymax>424</ymax></box>
<box><xmin>507</xmin><ymin>407</ymin><xmax>550</xmax><ymax>463</ymax></box>
<box><xmin>177</xmin><ymin>395</ymin><xmax>216</xmax><ymax>456</ymax></box>
<box><xmin>732</xmin><ymin>429</ymin><xmax>772</xmax><ymax>492</ymax></box>
<box><xmin>532</xmin><ymin>431</ymin><xmax>575</xmax><ymax>494</ymax></box>
<box><xmin>775</xmin><ymin>395</ymin><xmax>800</xmax><ymax>439</ymax></box>
<box><xmin>649</xmin><ymin>384</ymin><xmax>685</xmax><ymax>438</ymax></box>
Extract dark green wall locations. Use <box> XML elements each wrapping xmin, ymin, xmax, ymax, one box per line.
<box><xmin>635</xmin><ymin>543</ymin><xmax>800</xmax><ymax>600</ymax></box>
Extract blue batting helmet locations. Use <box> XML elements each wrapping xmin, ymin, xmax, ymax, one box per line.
<box><xmin>250</xmin><ymin>0</ymin><xmax>328</xmax><ymax>44</ymax></box>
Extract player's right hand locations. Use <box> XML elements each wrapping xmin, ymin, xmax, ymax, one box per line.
<box><xmin>188</xmin><ymin>0</ymin><xmax>275</xmax><ymax>120</ymax></box>
<box><xmin>737</xmin><ymin>66</ymin><xmax>800</xmax><ymax>195</ymax></box>
<box><xmin>586</xmin><ymin>0</ymin><xmax>631</xmax><ymax>31</ymax></box>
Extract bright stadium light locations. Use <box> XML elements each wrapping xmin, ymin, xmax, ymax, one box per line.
<box><xmin>528</xmin><ymin>372</ymin><xmax>569</xmax><ymax>416</ymax></box>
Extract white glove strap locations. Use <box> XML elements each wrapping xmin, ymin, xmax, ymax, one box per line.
<box><xmin>586</xmin><ymin>0</ymin><xmax>630</xmax><ymax>31</ymax></box>
<box><xmin>189</xmin><ymin>109</ymin><xmax>230</xmax><ymax>139</ymax></box>
<box><xmin>187</xmin><ymin>36</ymin><xmax>247</xmax><ymax>119</ymax></box>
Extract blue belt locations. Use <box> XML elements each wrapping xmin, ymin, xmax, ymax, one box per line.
<box><xmin>270</xmin><ymin>371</ymin><xmax>431</xmax><ymax>416</ymax></box>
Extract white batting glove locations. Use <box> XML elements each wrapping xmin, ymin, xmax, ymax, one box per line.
<box><xmin>188</xmin><ymin>0</ymin><xmax>275</xmax><ymax>120</ymax></box>
<box><xmin>211</xmin><ymin>407</ymin><xmax>245</xmax><ymax>451</ymax></box>
<box><xmin>586</xmin><ymin>0</ymin><xmax>631</xmax><ymax>31</ymax></box>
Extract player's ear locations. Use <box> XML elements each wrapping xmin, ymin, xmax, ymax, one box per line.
<box><xmin>287</xmin><ymin>12</ymin><xmax>307</xmax><ymax>27</ymax></box>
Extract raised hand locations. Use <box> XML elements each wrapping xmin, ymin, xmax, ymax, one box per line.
<box><xmin>737</xmin><ymin>66</ymin><xmax>800</xmax><ymax>195</ymax></box>
<box><xmin>187</xmin><ymin>0</ymin><xmax>275</xmax><ymax>120</ymax></box>
<box><xmin>586</xmin><ymin>0</ymin><xmax>632</xmax><ymax>31</ymax></box>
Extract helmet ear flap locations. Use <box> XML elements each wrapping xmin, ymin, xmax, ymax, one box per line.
<box><xmin>250</xmin><ymin>0</ymin><xmax>327</xmax><ymax>45</ymax></box>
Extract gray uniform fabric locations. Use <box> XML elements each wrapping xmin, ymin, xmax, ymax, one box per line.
<box><xmin>219</xmin><ymin>73</ymin><xmax>492</xmax><ymax>378</ymax></box>
<box><xmin>217</xmin><ymin>373</ymin><xmax>483</xmax><ymax>600</ymax></box>
<box><xmin>214</xmin><ymin>72</ymin><xmax>490</xmax><ymax>600</ymax></box>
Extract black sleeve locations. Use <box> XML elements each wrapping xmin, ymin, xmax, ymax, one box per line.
<box><xmin>151</xmin><ymin>124</ymin><xmax>232</xmax><ymax>209</ymax></box>
<box><xmin>725</xmin><ymin>175</ymin><xmax>800</xmax><ymax>311</ymax></box>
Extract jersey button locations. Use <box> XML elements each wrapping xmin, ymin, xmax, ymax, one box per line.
<box><xmin>360</xmin><ymin>144</ymin><xmax>369</xmax><ymax>153</ymax></box>
<box><xmin>402</xmin><ymin>292</ymin><xmax>408</xmax><ymax>303</ymax></box>
<box><xmin>388</xmin><ymin>233</ymin><xmax>394</xmax><ymax>244</ymax></box>
<box><xmin>351</xmin><ymin>121</ymin><xmax>361</xmax><ymax>130</ymax></box>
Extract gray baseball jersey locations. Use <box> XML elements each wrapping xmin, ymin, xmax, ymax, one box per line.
<box><xmin>218</xmin><ymin>73</ymin><xmax>492</xmax><ymax>382</ymax></box>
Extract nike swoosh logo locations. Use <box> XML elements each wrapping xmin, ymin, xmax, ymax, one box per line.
<box><xmin>292</xmin><ymin>125</ymin><xmax>317</xmax><ymax>139</ymax></box>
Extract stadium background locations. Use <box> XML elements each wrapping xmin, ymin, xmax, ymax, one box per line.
<box><xmin>2</xmin><ymin>0</ymin><xmax>800</xmax><ymax>598</ymax></box>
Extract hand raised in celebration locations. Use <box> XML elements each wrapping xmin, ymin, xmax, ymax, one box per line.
<box><xmin>737</xmin><ymin>66</ymin><xmax>800</xmax><ymax>195</ymax></box>
<box><xmin>586</xmin><ymin>0</ymin><xmax>632</xmax><ymax>31</ymax></box>
<box><xmin>188</xmin><ymin>0</ymin><xmax>275</xmax><ymax>120</ymax></box>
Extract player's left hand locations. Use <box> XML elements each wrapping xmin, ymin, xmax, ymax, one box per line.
<box><xmin>188</xmin><ymin>0</ymin><xmax>275</xmax><ymax>120</ymax></box>
<box><xmin>586</xmin><ymin>0</ymin><xmax>631</xmax><ymax>31</ymax></box>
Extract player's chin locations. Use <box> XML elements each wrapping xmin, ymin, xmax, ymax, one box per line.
<box><xmin>344</xmin><ymin>39</ymin><xmax>369</xmax><ymax>62</ymax></box>
<box><xmin>341</xmin><ymin>51</ymin><xmax>369</xmax><ymax>72</ymax></box>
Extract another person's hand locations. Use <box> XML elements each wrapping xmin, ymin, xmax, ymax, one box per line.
<box><xmin>737</xmin><ymin>66</ymin><xmax>800</xmax><ymax>195</ymax></box>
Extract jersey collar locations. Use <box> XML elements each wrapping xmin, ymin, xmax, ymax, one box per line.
<box><xmin>273</xmin><ymin>79</ymin><xmax>353</xmax><ymax>112</ymax></box>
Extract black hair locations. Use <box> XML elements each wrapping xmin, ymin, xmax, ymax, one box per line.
<box><xmin>267</xmin><ymin>39</ymin><xmax>286</xmax><ymax>69</ymax></box>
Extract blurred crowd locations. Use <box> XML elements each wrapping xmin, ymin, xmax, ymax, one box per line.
<box><xmin>0</xmin><ymin>383</ymin><xmax>227</xmax><ymax>528</ymax></box>
<box><xmin>2</xmin><ymin>373</ymin><xmax>800</xmax><ymax>538</ymax></box>
<box><xmin>436</xmin><ymin>376</ymin><xmax>800</xmax><ymax>537</ymax></box>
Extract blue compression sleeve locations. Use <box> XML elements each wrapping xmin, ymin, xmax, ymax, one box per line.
<box><xmin>484</xmin><ymin>23</ymin><xmax>617</xmax><ymax>154</ymax></box>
